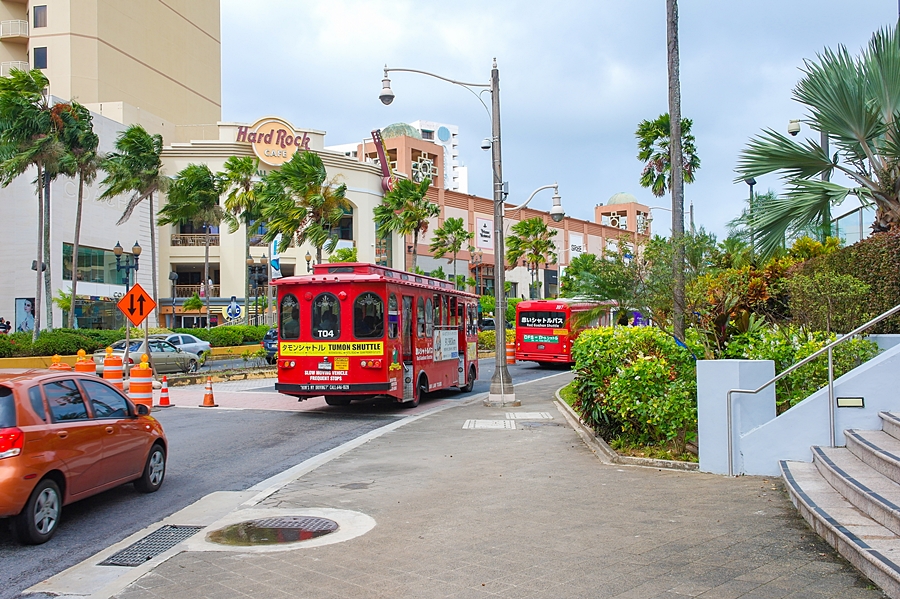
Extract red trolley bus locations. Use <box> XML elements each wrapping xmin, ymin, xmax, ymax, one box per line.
<box><xmin>514</xmin><ymin>298</ymin><xmax>615</xmax><ymax>365</ymax></box>
<box><xmin>273</xmin><ymin>263</ymin><xmax>480</xmax><ymax>407</ymax></box>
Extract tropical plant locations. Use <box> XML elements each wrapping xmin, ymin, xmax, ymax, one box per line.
<box><xmin>157</xmin><ymin>164</ymin><xmax>224</xmax><ymax>327</ymax></box>
<box><xmin>262</xmin><ymin>151</ymin><xmax>349</xmax><ymax>263</ymax></box>
<box><xmin>787</xmin><ymin>271</ymin><xmax>870</xmax><ymax>334</ymax></box>
<box><xmin>182</xmin><ymin>293</ymin><xmax>204</xmax><ymax>312</ymax></box>
<box><xmin>636</xmin><ymin>113</ymin><xmax>700</xmax><ymax>198</ymax></box>
<box><xmin>429</xmin><ymin>217</ymin><xmax>474</xmax><ymax>288</ymax></box>
<box><xmin>505</xmin><ymin>217</ymin><xmax>557</xmax><ymax>297</ymax></box>
<box><xmin>61</xmin><ymin>102</ymin><xmax>101</xmax><ymax>329</ymax></box>
<box><xmin>221</xmin><ymin>156</ymin><xmax>262</xmax><ymax>325</ymax></box>
<box><xmin>100</xmin><ymin>125</ymin><xmax>168</xmax><ymax>323</ymax></box>
<box><xmin>373</xmin><ymin>177</ymin><xmax>437</xmax><ymax>271</ymax></box>
<box><xmin>328</xmin><ymin>247</ymin><xmax>357</xmax><ymax>262</ymax></box>
<box><xmin>736</xmin><ymin>23</ymin><xmax>900</xmax><ymax>257</ymax></box>
<box><xmin>0</xmin><ymin>68</ymin><xmax>70</xmax><ymax>339</ymax></box>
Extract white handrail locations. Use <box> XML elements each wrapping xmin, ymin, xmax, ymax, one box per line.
<box><xmin>725</xmin><ymin>303</ymin><xmax>900</xmax><ymax>476</ymax></box>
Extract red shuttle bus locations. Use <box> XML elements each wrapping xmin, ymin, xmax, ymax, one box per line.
<box><xmin>273</xmin><ymin>263</ymin><xmax>479</xmax><ymax>407</ymax></box>
<box><xmin>514</xmin><ymin>298</ymin><xmax>614</xmax><ymax>365</ymax></box>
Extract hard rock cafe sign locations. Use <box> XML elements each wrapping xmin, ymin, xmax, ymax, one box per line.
<box><xmin>236</xmin><ymin>117</ymin><xmax>311</xmax><ymax>166</ymax></box>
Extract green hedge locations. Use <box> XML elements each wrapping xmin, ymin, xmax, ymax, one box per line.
<box><xmin>571</xmin><ymin>326</ymin><xmax>697</xmax><ymax>452</ymax></box>
<box><xmin>174</xmin><ymin>324</ymin><xmax>269</xmax><ymax>345</ymax></box>
<box><xmin>793</xmin><ymin>229</ymin><xmax>900</xmax><ymax>333</ymax></box>
<box><xmin>477</xmin><ymin>329</ymin><xmax>515</xmax><ymax>352</ymax></box>
<box><xmin>718</xmin><ymin>325</ymin><xmax>881</xmax><ymax>413</ymax></box>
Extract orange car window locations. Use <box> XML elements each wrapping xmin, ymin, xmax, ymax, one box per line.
<box><xmin>81</xmin><ymin>380</ymin><xmax>129</xmax><ymax>419</ymax></box>
<box><xmin>44</xmin><ymin>379</ymin><xmax>89</xmax><ymax>422</ymax></box>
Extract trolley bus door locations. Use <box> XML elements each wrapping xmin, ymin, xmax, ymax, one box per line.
<box><xmin>401</xmin><ymin>296</ymin><xmax>414</xmax><ymax>400</ymax></box>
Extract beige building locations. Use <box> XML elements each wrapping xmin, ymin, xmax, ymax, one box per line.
<box><xmin>0</xmin><ymin>0</ymin><xmax>221</xmax><ymax>142</ymax></box>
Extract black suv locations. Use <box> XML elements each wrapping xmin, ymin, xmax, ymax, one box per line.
<box><xmin>262</xmin><ymin>328</ymin><xmax>277</xmax><ymax>364</ymax></box>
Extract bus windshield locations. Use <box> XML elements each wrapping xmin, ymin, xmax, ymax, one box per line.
<box><xmin>518</xmin><ymin>311</ymin><xmax>566</xmax><ymax>328</ymax></box>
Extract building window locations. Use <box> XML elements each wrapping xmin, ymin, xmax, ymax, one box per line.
<box><xmin>421</xmin><ymin>130</ymin><xmax>434</xmax><ymax>140</ymax></box>
<box><xmin>63</xmin><ymin>243</ymin><xmax>126</xmax><ymax>285</ymax></box>
<box><xmin>33</xmin><ymin>5</ymin><xmax>47</xmax><ymax>28</ymax></box>
<box><xmin>33</xmin><ymin>47</ymin><xmax>47</xmax><ymax>69</ymax></box>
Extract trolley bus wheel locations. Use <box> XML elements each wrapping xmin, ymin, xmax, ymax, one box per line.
<box><xmin>324</xmin><ymin>397</ymin><xmax>352</xmax><ymax>406</ymax></box>
<box><xmin>460</xmin><ymin>365</ymin><xmax>476</xmax><ymax>393</ymax></box>
<box><xmin>403</xmin><ymin>375</ymin><xmax>427</xmax><ymax>408</ymax></box>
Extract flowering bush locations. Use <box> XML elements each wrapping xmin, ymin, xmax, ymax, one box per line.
<box><xmin>571</xmin><ymin>326</ymin><xmax>697</xmax><ymax>452</ymax></box>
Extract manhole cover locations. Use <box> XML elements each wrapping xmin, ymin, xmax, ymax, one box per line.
<box><xmin>207</xmin><ymin>517</ymin><xmax>339</xmax><ymax>546</ymax></box>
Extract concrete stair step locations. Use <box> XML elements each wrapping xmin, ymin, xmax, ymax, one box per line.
<box><xmin>781</xmin><ymin>459</ymin><xmax>900</xmax><ymax>598</ymax></box>
<box><xmin>813</xmin><ymin>446</ymin><xmax>900</xmax><ymax>536</ymax></box>
<box><xmin>881</xmin><ymin>412</ymin><xmax>900</xmax><ymax>443</ymax></box>
<box><xmin>847</xmin><ymin>429</ymin><xmax>900</xmax><ymax>485</ymax></box>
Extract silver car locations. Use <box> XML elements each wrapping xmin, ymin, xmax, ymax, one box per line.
<box><xmin>149</xmin><ymin>333</ymin><xmax>211</xmax><ymax>356</ymax></box>
<box><xmin>93</xmin><ymin>339</ymin><xmax>201</xmax><ymax>375</ymax></box>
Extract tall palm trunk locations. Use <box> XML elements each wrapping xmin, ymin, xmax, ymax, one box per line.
<box><xmin>33</xmin><ymin>164</ymin><xmax>44</xmax><ymax>341</ymax></box>
<box><xmin>204</xmin><ymin>224</ymin><xmax>211</xmax><ymax>329</ymax></box>
<box><xmin>43</xmin><ymin>171</ymin><xmax>52</xmax><ymax>329</ymax></box>
<box><xmin>411</xmin><ymin>231</ymin><xmax>419</xmax><ymax>271</ymax></box>
<box><xmin>149</xmin><ymin>192</ymin><xmax>159</xmax><ymax>326</ymax></box>
<box><xmin>69</xmin><ymin>171</ymin><xmax>85</xmax><ymax>328</ymax></box>
<box><xmin>667</xmin><ymin>0</ymin><xmax>685</xmax><ymax>340</ymax></box>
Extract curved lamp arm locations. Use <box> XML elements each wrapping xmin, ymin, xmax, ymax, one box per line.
<box><xmin>505</xmin><ymin>184</ymin><xmax>564</xmax><ymax>223</ymax></box>
<box><xmin>381</xmin><ymin>65</ymin><xmax>492</xmax><ymax>119</ymax></box>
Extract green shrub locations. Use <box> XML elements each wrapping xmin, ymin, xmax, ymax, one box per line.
<box><xmin>205</xmin><ymin>327</ymin><xmax>244</xmax><ymax>348</ymax></box>
<box><xmin>571</xmin><ymin>326</ymin><xmax>697</xmax><ymax>452</ymax></box>
<box><xmin>477</xmin><ymin>329</ymin><xmax>515</xmax><ymax>352</ymax></box>
<box><xmin>2</xmin><ymin>332</ymin><xmax>33</xmax><ymax>357</ymax></box>
<box><xmin>723</xmin><ymin>325</ymin><xmax>880</xmax><ymax>413</ymax></box>
<box><xmin>30</xmin><ymin>330</ymin><xmax>104</xmax><ymax>356</ymax></box>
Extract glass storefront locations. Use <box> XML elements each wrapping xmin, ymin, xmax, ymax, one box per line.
<box><xmin>63</xmin><ymin>299</ymin><xmax>125</xmax><ymax>330</ymax></box>
<box><xmin>62</xmin><ymin>243</ymin><xmax>127</xmax><ymax>285</ymax></box>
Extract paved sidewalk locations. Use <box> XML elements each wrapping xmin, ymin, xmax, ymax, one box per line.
<box><xmin>113</xmin><ymin>372</ymin><xmax>883</xmax><ymax>599</ymax></box>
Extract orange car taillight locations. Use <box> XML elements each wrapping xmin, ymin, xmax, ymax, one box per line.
<box><xmin>0</xmin><ymin>427</ymin><xmax>23</xmax><ymax>459</ymax></box>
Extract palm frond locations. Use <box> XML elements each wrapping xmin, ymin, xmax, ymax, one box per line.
<box><xmin>736</xmin><ymin>128</ymin><xmax>831</xmax><ymax>181</ymax></box>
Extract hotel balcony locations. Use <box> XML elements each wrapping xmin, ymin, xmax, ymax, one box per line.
<box><xmin>0</xmin><ymin>20</ymin><xmax>28</xmax><ymax>43</ymax></box>
<box><xmin>170</xmin><ymin>234</ymin><xmax>220</xmax><ymax>247</ymax></box>
<box><xmin>174</xmin><ymin>284</ymin><xmax>220</xmax><ymax>298</ymax></box>
<box><xmin>1</xmin><ymin>61</ymin><xmax>29</xmax><ymax>77</ymax></box>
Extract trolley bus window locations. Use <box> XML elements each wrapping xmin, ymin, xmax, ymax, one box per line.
<box><xmin>441</xmin><ymin>295</ymin><xmax>449</xmax><ymax>325</ymax></box>
<box><xmin>416</xmin><ymin>297</ymin><xmax>426</xmax><ymax>337</ymax></box>
<box><xmin>312</xmin><ymin>293</ymin><xmax>340</xmax><ymax>339</ymax></box>
<box><xmin>467</xmin><ymin>303</ymin><xmax>477</xmax><ymax>336</ymax></box>
<box><xmin>354</xmin><ymin>292</ymin><xmax>384</xmax><ymax>339</ymax></box>
<box><xmin>425</xmin><ymin>297</ymin><xmax>434</xmax><ymax>337</ymax></box>
<box><xmin>280</xmin><ymin>294</ymin><xmax>300</xmax><ymax>340</ymax></box>
<box><xmin>449</xmin><ymin>297</ymin><xmax>458</xmax><ymax>326</ymax></box>
<box><xmin>388</xmin><ymin>294</ymin><xmax>399</xmax><ymax>339</ymax></box>
<box><xmin>403</xmin><ymin>296</ymin><xmax>413</xmax><ymax>360</ymax></box>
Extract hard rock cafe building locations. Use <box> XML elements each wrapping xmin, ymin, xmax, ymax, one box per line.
<box><xmin>157</xmin><ymin>116</ymin><xmax>653</xmax><ymax>327</ymax></box>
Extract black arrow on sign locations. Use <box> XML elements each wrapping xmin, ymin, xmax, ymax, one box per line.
<box><xmin>137</xmin><ymin>295</ymin><xmax>145</xmax><ymax>315</ymax></box>
<box><xmin>128</xmin><ymin>295</ymin><xmax>137</xmax><ymax>315</ymax></box>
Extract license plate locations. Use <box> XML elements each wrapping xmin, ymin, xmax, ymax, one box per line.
<box><xmin>537</xmin><ymin>344</ymin><xmax>545</xmax><ymax>350</ymax></box>
<box><xmin>318</xmin><ymin>361</ymin><xmax>332</xmax><ymax>370</ymax></box>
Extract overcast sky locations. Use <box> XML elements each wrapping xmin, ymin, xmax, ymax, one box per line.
<box><xmin>220</xmin><ymin>0</ymin><xmax>898</xmax><ymax>240</ymax></box>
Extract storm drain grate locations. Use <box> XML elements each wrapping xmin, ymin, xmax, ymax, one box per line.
<box><xmin>99</xmin><ymin>525</ymin><xmax>203</xmax><ymax>567</ymax></box>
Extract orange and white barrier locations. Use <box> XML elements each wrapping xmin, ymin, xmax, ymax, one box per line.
<box><xmin>199</xmin><ymin>376</ymin><xmax>218</xmax><ymax>407</ymax></box>
<box><xmin>102</xmin><ymin>347</ymin><xmax>124</xmax><ymax>390</ymax></box>
<box><xmin>128</xmin><ymin>354</ymin><xmax>154</xmax><ymax>411</ymax></box>
<box><xmin>505</xmin><ymin>342</ymin><xmax>516</xmax><ymax>365</ymax></box>
<box><xmin>48</xmin><ymin>354</ymin><xmax>72</xmax><ymax>371</ymax></box>
<box><xmin>158</xmin><ymin>375</ymin><xmax>172</xmax><ymax>408</ymax></box>
<box><xmin>74</xmin><ymin>349</ymin><xmax>97</xmax><ymax>375</ymax></box>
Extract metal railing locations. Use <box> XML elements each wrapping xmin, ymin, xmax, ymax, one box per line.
<box><xmin>174</xmin><ymin>284</ymin><xmax>220</xmax><ymax>298</ymax></box>
<box><xmin>1</xmin><ymin>61</ymin><xmax>29</xmax><ymax>77</ymax></box>
<box><xmin>726</xmin><ymin>303</ymin><xmax>900</xmax><ymax>476</ymax></box>
<box><xmin>0</xmin><ymin>20</ymin><xmax>28</xmax><ymax>38</ymax></box>
<box><xmin>170</xmin><ymin>234</ymin><xmax>219</xmax><ymax>247</ymax></box>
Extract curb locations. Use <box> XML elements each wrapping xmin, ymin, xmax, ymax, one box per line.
<box><xmin>554</xmin><ymin>388</ymin><xmax>699</xmax><ymax>472</ymax></box>
<box><xmin>166</xmin><ymin>368</ymin><xmax>277</xmax><ymax>386</ymax></box>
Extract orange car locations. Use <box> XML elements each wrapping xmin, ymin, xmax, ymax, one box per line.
<box><xmin>0</xmin><ymin>369</ymin><xmax>167</xmax><ymax>544</ymax></box>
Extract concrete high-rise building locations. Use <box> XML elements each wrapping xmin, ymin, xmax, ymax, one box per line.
<box><xmin>409</xmin><ymin>120</ymin><xmax>467</xmax><ymax>193</ymax></box>
<box><xmin>0</xmin><ymin>0</ymin><xmax>221</xmax><ymax>142</ymax></box>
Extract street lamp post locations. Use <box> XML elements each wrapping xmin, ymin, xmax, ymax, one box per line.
<box><xmin>380</xmin><ymin>59</ymin><xmax>520</xmax><ymax>406</ymax></box>
<box><xmin>168</xmin><ymin>271</ymin><xmax>178</xmax><ymax>328</ymax></box>
<box><xmin>247</xmin><ymin>254</ymin><xmax>268</xmax><ymax>326</ymax></box>
<box><xmin>113</xmin><ymin>241</ymin><xmax>141</xmax><ymax>371</ymax></box>
<box><xmin>744</xmin><ymin>177</ymin><xmax>756</xmax><ymax>253</ymax></box>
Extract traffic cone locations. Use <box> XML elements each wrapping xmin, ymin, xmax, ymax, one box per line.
<box><xmin>157</xmin><ymin>375</ymin><xmax>172</xmax><ymax>408</ymax></box>
<box><xmin>199</xmin><ymin>376</ymin><xmax>218</xmax><ymax>407</ymax></box>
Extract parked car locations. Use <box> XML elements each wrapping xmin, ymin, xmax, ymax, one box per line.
<box><xmin>478</xmin><ymin>318</ymin><xmax>496</xmax><ymax>332</ymax></box>
<box><xmin>0</xmin><ymin>369</ymin><xmax>167</xmax><ymax>544</ymax></box>
<box><xmin>150</xmin><ymin>333</ymin><xmax>211</xmax><ymax>357</ymax></box>
<box><xmin>262</xmin><ymin>327</ymin><xmax>277</xmax><ymax>364</ymax></box>
<box><xmin>92</xmin><ymin>339</ymin><xmax>201</xmax><ymax>375</ymax></box>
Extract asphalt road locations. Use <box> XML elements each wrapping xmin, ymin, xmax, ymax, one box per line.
<box><xmin>0</xmin><ymin>357</ymin><xmax>571</xmax><ymax>599</ymax></box>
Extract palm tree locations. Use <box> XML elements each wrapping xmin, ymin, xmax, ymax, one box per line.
<box><xmin>221</xmin><ymin>156</ymin><xmax>262</xmax><ymax>324</ymax></box>
<box><xmin>0</xmin><ymin>68</ymin><xmax>68</xmax><ymax>339</ymax></box>
<box><xmin>157</xmin><ymin>164</ymin><xmax>224</xmax><ymax>328</ymax></box>
<box><xmin>429</xmin><ymin>217</ymin><xmax>474</xmax><ymax>289</ymax></box>
<box><xmin>100</xmin><ymin>125</ymin><xmax>168</xmax><ymax>325</ymax></box>
<box><xmin>736</xmin><ymin>23</ymin><xmax>900</xmax><ymax>257</ymax></box>
<box><xmin>666</xmin><ymin>0</ymin><xmax>686</xmax><ymax>340</ymax></box>
<box><xmin>505</xmin><ymin>217</ymin><xmax>558</xmax><ymax>299</ymax></box>
<box><xmin>61</xmin><ymin>102</ymin><xmax>101</xmax><ymax>329</ymax></box>
<box><xmin>262</xmin><ymin>151</ymin><xmax>349</xmax><ymax>263</ymax></box>
<box><xmin>373</xmin><ymin>177</ymin><xmax>437</xmax><ymax>271</ymax></box>
<box><xmin>636</xmin><ymin>113</ymin><xmax>700</xmax><ymax>197</ymax></box>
